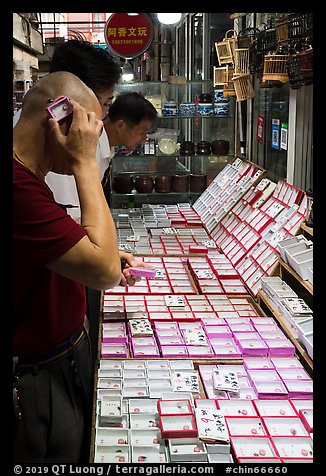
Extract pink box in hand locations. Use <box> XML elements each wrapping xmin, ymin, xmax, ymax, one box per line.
<box><xmin>129</xmin><ymin>267</ymin><xmax>157</xmax><ymax>278</ymax></box>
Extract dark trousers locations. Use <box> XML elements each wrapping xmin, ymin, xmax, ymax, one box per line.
<box><xmin>13</xmin><ymin>332</ymin><xmax>92</xmax><ymax>463</ymax></box>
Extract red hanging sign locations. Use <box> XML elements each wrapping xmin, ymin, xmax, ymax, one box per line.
<box><xmin>104</xmin><ymin>13</ymin><xmax>153</xmax><ymax>59</ymax></box>
<box><xmin>256</xmin><ymin>115</ymin><xmax>264</xmax><ymax>144</ymax></box>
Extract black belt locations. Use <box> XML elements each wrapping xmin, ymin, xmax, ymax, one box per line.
<box><xmin>14</xmin><ymin>326</ymin><xmax>86</xmax><ymax>373</ymax></box>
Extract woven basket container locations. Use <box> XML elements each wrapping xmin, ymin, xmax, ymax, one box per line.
<box><xmin>262</xmin><ymin>53</ymin><xmax>290</xmax><ymax>82</ymax></box>
<box><xmin>215</xmin><ymin>29</ymin><xmax>238</xmax><ymax>65</ymax></box>
<box><xmin>287</xmin><ymin>55</ymin><xmax>306</xmax><ymax>89</ymax></box>
<box><xmin>234</xmin><ymin>48</ymin><xmax>250</xmax><ymax>75</ymax></box>
<box><xmin>213</xmin><ymin>66</ymin><xmax>227</xmax><ymax>86</ymax></box>
<box><xmin>299</xmin><ymin>47</ymin><xmax>313</xmax><ymax>78</ymax></box>
<box><xmin>275</xmin><ymin>14</ymin><xmax>289</xmax><ymax>44</ymax></box>
<box><xmin>233</xmin><ymin>74</ymin><xmax>255</xmax><ymax>101</ymax></box>
<box><xmin>288</xmin><ymin>13</ymin><xmax>313</xmax><ymax>41</ymax></box>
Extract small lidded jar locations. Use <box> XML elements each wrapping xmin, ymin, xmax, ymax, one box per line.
<box><xmin>134</xmin><ymin>175</ymin><xmax>154</xmax><ymax>193</ymax></box>
<box><xmin>196</xmin><ymin>141</ymin><xmax>211</xmax><ymax>155</ymax></box>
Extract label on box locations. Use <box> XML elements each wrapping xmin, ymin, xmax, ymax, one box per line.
<box><xmin>171</xmin><ymin>371</ymin><xmax>200</xmax><ymax>393</ymax></box>
<box><xmin>195</xmin><ymin>269</ymin><xmax>214</xmax><ymax>279</ymax></box>
<box><xmin>201</xmin><ymin>240</ymin><xmax>217</xmax><ymax>248</ymax></box>
<box><xmin>182</xmin><ymin>328</ymin><xmax>208</xmax><ymax>346</ymax></box>
<box><xmin>164</xmin><ymin>295</ymin><xmax>185</xmax><ymax>308</ymax></box>
<box><xmin>129</xmin><ymin>319</ymin><xmax>153</xmax><ymax>336</ymax></box>
<box><xmin>163</xmin><ymin>227</ymin><xmax>179</xmax><ymax>235</ymax></box>
<box><xmin>282</xmin><ymin>298</ymin><xmax>312</xmax><ymax>315</ymax></box>
<box><xmin>212</xmin><ymin>368</ymin><xmax>240</xmax><ymax>393</ymax></box>
<box><xmin>195</xmin><ymin>407</ymin><xmax>230</xmax><ymax>443</ymax></box>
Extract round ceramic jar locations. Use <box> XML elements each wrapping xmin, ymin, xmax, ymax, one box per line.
<box><xmin>179</xmin><ymin>102</ymin><xmax>196</xmax><ymax>116</ymax></box>
<box><xmin>197</xmin><ymin>103</ymin><xmax>214</xmax><ymax>116</ymax></box>
<box><xmin>214</xmin><ymin>103</ymin><xmax>229</xmax><ymax>116</ymax></box>
<box><xmin>155</xmin><ymin>175</ymin><xmax>172</xmax><ymax>193</ymax></box>
<box><xmin>134</xmin><ymin>175</ymin><xmax>154</xmax><ymax>193</ymax></box>
<box><xmin>211</xmin><ymin>139</ymin><xmax>230</xmax><ymax>155</ymax></box>
<box><xmin>172</xmin><ymin>174</ymin><xmax>189</xmax><ymax>192</ymax></box>
<box><xmin>213</xmin><ymin>89</ymin><xmax>229</xmax><ymax>103</ymax></box>
<box><xmin>190</xmin><ymin>174</ymin><xmax>207</xmax><ymax>193</ymax></box>
<box><xmin>112</xmin><ymin>174</ymin><xmax>134</xmax><ymax>194</ymax></box>
<box><xmin>163</xmin><ymin>101</ymin><xmax>178</xmax><ymax>116</ymax></box>
<box><xmin>179</xmin><ymin>140</ymin><xmax>195</xmax><ymax>156</ymax></box>
<box><xmin>196</xmin><ymin>141</ymin><xmax>211</xmax><ymax>155</ymax></box>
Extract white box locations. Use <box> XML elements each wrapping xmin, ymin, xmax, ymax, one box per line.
<box><xmin>95</xmin><ymin>428</ymin><xmax>129</xmax><ymax>446</ymax></box>
<box><xmin>168</xmin><ymin>438</ymin><xmax>208</xmax><ymax>462</ymax></box>
<box><xmin>131</xmin><ymin>444</ymin><xmax>167</xmax><ymax>463</ymax></box>
<box><xmin>128</xmin><ymin>398</ymin><xmax>158</xmax><ymax>414</ymax></box>
<box><xmin>94</xmin><ymin>444</ymin><xmax>130</xmax><ymax>463</ymax></box>
<box><xmin>128</xmin><ymin>422</ymin><xmax>162</xmax><ymax>446</ymax></box>
<box><xmin>208</xmin><ymin>453</ymin><xmax>233</xmax><ymax>463</ymax></box>
<box><xmin>130</xmin><ymin>413</ymin><xmax>159</xmax><ymax>430</ymax></box>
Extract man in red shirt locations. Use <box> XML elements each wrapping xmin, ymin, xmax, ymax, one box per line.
<box><xmin>13</xmin><ymin>71</ymin><xmax>145</xmax><ymax>463</ymax></box>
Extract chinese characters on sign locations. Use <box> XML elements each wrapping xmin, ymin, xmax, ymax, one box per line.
<box><xmin>104</xmin><ymin>13</ymin><xmax>153</xmax><ymax>58</ymax></box>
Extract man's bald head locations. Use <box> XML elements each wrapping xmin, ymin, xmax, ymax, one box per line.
<box><xmin>20</xmin><ymin>71</ymin><xmax>101</xmax><ymax>120</ymax></box>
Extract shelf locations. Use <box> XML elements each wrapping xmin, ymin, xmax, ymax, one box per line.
<box><xmin>300</xmin><ymin>222</ymin><xmax>313</xmax><ymax>237</ymax></box>
<box><xmin>257</xmin><ymin>289</ymin><xmax>313</xmax><ymax>377</ymax></box>
<box><xmin>278</xmin><ymin>258</ymin><xmax>313</xmax><ymax>296</ymax></box>
<box><xmin>111</xmin><ymin>192</ymin><xmax>202</xmax><ymax>197</ymax></box>
<box><xmin>157</xmin><ymin>115</ymin><xmax>232</xmax><ymax>119</ymax></box>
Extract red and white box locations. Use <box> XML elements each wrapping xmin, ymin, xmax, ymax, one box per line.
<box><xmin>262</xmin><ymin>416</ymin><xmax>309</xmax><ymax>437</ymax></box>
<box><xmin>158</xmin><ymin>399</ymin><xmax>193</xmax><ymax>416</ymax></box>
<box><xmin>253</xmin><ymin>399</ymin><xmax>297</xmax><ymax>417</ymax></box>
<box><xmin>298</xmin><ymin>409</ymin><xmax>313</xmax><ymax>433</ymax></box>
<box><xmin>160</xmin><ymin>414</ymin><xmax>198</xmax><ymax>439</ymax></box>
<box><xmin>216</xmin><ymin>399</ymin><xmax>258</xmax><ymax>417</ymax></box>
<box><xmin>272</xmin><ymin>436</ymin><xmax>313</xmax><ymax>461</ymax></box>
<box><xmin>231</xmin><ymin>436</ymin><xmax>278</xmax><ymax>460</ymax></box>
<box><xmin>225</xmin><ymin>416</ymin><xmax>267</xmax><ymax>436</ymax></box>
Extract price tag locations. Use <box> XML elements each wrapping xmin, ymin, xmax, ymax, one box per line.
<box><xmin>195</xmin><ymin>407</ymin><xmax>229</xmax><ymax>443</ymax></box>
<box><xmin>212</xmin><ymin>368</ymin><xmax>240</xmax><ymax>393</ymax></box>
<box><xmin>171</xmin><ymin>371</ymin><xmax>199</xmax><ymax>393</ymax></box>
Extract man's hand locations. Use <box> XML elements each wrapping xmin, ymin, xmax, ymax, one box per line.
<box><xmin>118</xmin><ymin>251</ymin><xmax>155</xmax><ymax>287</ymax></box>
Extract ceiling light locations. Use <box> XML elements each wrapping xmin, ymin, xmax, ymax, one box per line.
<box><xmin>157</xmin><ymin>13</ymin><xmax>182</xmax><ymax>25</ymax></box>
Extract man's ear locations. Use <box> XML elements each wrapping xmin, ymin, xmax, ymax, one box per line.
<box><xmin>115</xmin><ymin>119</ymin><xmax>126</xmax><ymax>131</ymax></box>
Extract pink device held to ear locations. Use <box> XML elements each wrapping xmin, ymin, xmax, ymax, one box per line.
<box><xmin>47</xmin><ymin>96</ymin><xmax>73</xmax><ymax>122</ymax></box>
<box><xmin>129</xmin><ymin>267</ymin><xmax>157</xmax><ymax>278</ymax></box>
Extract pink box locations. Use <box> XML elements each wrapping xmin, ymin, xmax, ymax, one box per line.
<box><xmin>160</xmin><ymin>345</ymin><xmax>189</xmax><ymax>357</ymax></box>
<box><xmin>252</xmin><ymin>380</ymin><xmax>288</xmax><ymax>399</ymax></box>
<box><xmin>237</xmin><ymin>339</ymin><xmax>269</xmax><ymax>356</ymax></box>
<box><xmin>243</xmin><ymin>357</ymin><xmax>275</xmax><ymax>370</ymax></box>
<box><xmin>101</xmin><ymin>343</ymin><xmax>128</xmax><ymax>358</ymax></box>
<box><xmin>282</xmin><ymin>379</ymin><xmax>313</xmax><ymax>399</ymax></box>
<box><xmin>204</xmin><ymin>324</ymin><xmax>232</xmax><ymax>338</ymax></box>
<box><xmin>265</xmin><ymin>339</ymin><xmax>296</xmax><ymax>356</ymax></box>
